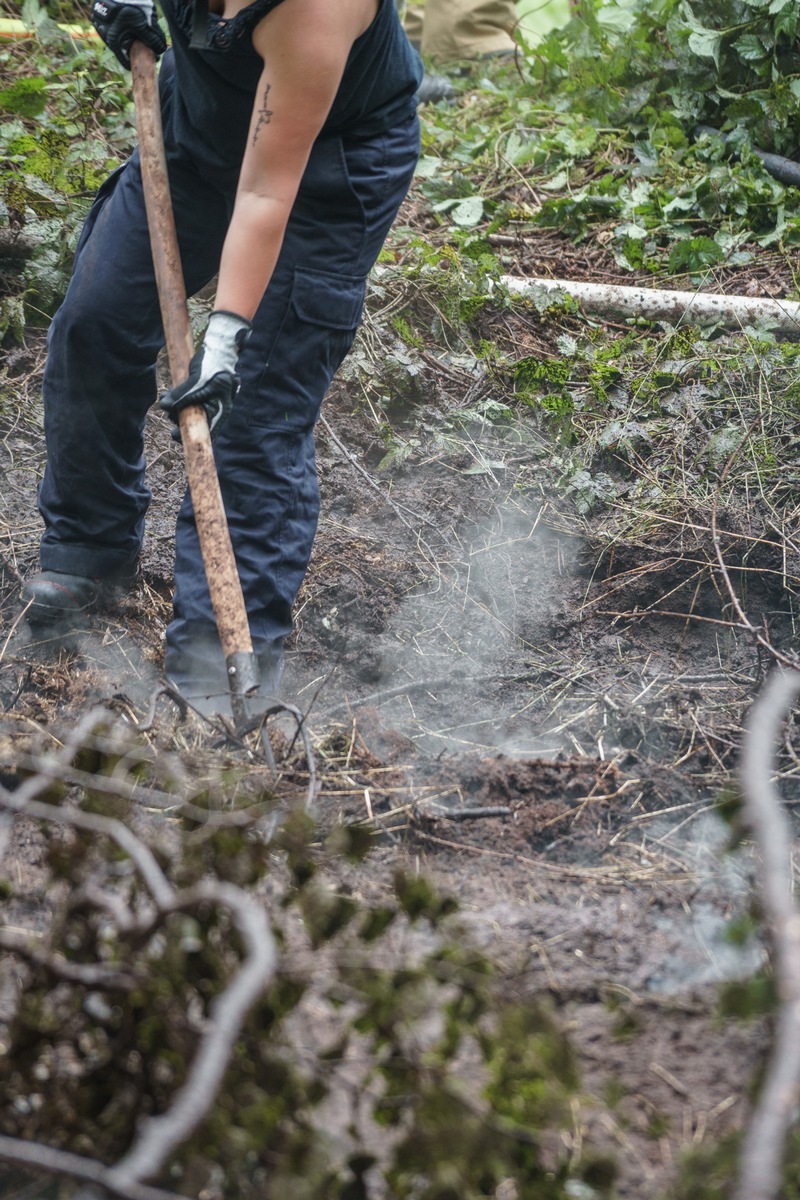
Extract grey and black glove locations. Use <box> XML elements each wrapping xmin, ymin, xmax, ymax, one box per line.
<box><xmin>160</xmin><ymin>311</ymin><xmax>252</xmax><ymax>440</ymax></box>
<box><xmin>91</xmin><ymin>0</ymin><xmax>167</xmax><ymax>68</ymax></box>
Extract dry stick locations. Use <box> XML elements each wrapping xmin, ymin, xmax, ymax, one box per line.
<box><xmin>735</xmin><ymin>668</ymin><xmax>800</xmax><ymax>1200</ymax></box>
<box><xmin>320</xmin><ymin>669</ymin><xmax>545</xmax><ymax>721</ymax></box>
<box><xmin>599</xmin><ymin>607</ymin><xmax>756</xmax><ymax>631</ymax></box>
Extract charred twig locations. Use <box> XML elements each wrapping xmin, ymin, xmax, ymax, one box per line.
<box><xmin>419</xmin><ymin>804</ymin><xmax>512</xmax><ymax>820</ymax></box>
<box><xmin>735</xmin><ymin>668</ymin><xmax>800</xmax><ymax>1200</ymax></box>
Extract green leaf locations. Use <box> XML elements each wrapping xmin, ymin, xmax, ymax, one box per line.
<box><xmin>668</xmin><ymin>235</ymin><xmax>725</xmax><ymax>272</ymax></box>
<box><xmin>414</xmin><ymin>155</ymin><xmax>441</xmax><ymax>178</ymax></box>
<box><xmin>596</xmin><ymin>2</ymin><xmax>636</xmax><ymax>32</ymax></box>
<box><xmin>733</xmin><ymin>34</ymin><xmax>769</xmax><ymax>62</ymax></box>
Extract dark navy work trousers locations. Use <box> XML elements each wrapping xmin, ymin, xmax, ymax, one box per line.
<box><xmin>37</xmin><ymin>63</ymin><xmax>420</xmax><ymax>686</ymax></box>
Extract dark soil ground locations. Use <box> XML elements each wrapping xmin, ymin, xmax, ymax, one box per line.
<box><xmin>0</xmin><ymin>220</ymin><xmax>797</xmax><ymax>1198</ymax></box>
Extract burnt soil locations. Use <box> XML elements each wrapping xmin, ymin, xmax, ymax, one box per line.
<box><xmin>0</xmin><ymin>220</ymin><xmax>797</xmax><ymax>1198</ymax></box>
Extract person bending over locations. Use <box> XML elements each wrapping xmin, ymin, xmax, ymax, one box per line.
<box><xmin>22</xmin><ymin>0</ymin><xmax>422</xmax><ymax>710</ymax></box>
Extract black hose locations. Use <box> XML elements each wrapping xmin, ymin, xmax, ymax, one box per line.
<box><xmin>694</xmin><ymin>123</ymin><xmax>800</xmax><ymax>187</ymax></box>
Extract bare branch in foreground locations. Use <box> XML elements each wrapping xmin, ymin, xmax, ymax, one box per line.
<box><xmin>0</xmin><ymin>1136</ymin><xmax>183</xmax><ymax>1200</ymax></box>
<box><xmin>735</xmin><ymin>667</ymin><xmax>800</xmax><ymax>1200</ymax></box>
<box><xmin>0</xmin><ymin>928</ymin><xmax>137</xmax><ymax>989</ymax></box>
<box><xmin>0</xmin><ymin>713</ymin><xmax>279</xmax><ymax>1197</ymax></box>
<box><xmin>1</xmin><ymin>792</ymin><xmax>174</xmax><ymax>910</ymax></box>
<box><xmin>110</xmin><ymin>881</ymin><xmax>277</xmax><ymax>1188</ymax></box>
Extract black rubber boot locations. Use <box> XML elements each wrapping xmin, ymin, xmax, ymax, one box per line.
<box><xmin>165</xmin><ymin>645</ymin><xmax>283</xmax><ymax>719</ymax></box>
<box><xmin>21</xmin><ymin>564</ymin><xmax>139</xmax><ymax>626</ymax></box>
<box><xmin>415</xmin><ymin>73</ymin><xmax>456</xmax><ymax>104</ymax></box>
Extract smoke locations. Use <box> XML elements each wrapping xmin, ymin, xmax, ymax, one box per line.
<box><xmin>350</xmin><ymin>503</ymin><xmax>581</xmax><ymax>756</ymax></box>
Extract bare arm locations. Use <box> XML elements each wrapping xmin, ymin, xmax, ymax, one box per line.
<box><xmin>213</xmin><ymin>0</ymin><xmax>378</xmax><ymax>320</ymax></box>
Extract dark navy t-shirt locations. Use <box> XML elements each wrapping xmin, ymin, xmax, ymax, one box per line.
<box><xmin>158</xmin><ymin>0</ymin><xmax>422</xmax><ymax>184</ymax></box>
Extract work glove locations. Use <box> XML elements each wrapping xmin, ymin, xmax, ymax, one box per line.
<box><xmin>90</xmin><ymin>0</ymin><xmax>167</xmax><ymax>68</ymax></box>
<box><xmin>160</xmin><ymin>311</ymin><xmax>252</xmax><ymax>440</ymax></box>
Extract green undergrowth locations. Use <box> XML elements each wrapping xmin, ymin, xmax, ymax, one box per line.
<box><xmin>358</xmin><ymin>248</ymin><xmax>800</xmax><ymax>586</ymax></box>
<box><xmin>0</xmin><ymin>0</ymin><xmax>134</xmax><ymax>332</ymax></box>
<box><xmin>7</xmin><ymin>0</ymin><xmax>800</xmax><ymax>334</ymax></box>
<box><xmin>414</xmin><ymin>0</ymin><xmax>800</xmax><ymax>280</ymax></box>
<box><xmin>359</xmin><ymin>0</ymin><xmax>800</xmax><ymax>584</ymax></box>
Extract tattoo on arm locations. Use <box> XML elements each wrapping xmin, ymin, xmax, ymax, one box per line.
<box><xmin>252</xmin><ymin>84</ymin><xmax>274</xmax><ymax>145</ymax></box>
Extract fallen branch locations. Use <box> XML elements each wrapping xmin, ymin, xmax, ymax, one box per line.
<box><xmin>695</xmin><ymin>124</ymin><xmax>800</xmax><ymax>189</ymax></box>
<box><xmin>502</xmin><ymin>276</ymin><xmax>800</xmax><ymax>335</ymax></box>
<box><xmin>735</xmin><ymin>668</ymin><xmax>800</xmax><ymax>1200</ymax></box>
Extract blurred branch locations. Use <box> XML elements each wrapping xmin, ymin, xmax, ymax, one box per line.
<box><xmin>0</xmin><ymin>1137</ymin><xmax>182</xmax><ymax>1200</ymax></box>
<box><xmin>0</xmin><ymin>928</ymin><xmax>137</xmax><ymax>989</ymax></box>
<box><xmin>110</xmin><ymin>881</ymin><xmax>277</xmax><ymax>1188</ymax></box>
<box><xmin>735</xmin><ymin>668</ymin><xmax>800</xmax><ymax>1200</ymax></box>
<box><xmin>0</xmin><ymin>710</ymin><xmax>279</xmax><ymax>1197</ymax></box>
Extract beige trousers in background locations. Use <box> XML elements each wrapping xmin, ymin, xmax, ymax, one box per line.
<box><xmin>404</xmin><ymin>0</ymin><xmax>518</xmax><ymax>62</ymax></box>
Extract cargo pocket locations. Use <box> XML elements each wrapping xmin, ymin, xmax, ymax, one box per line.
<box><xmin>247</xmin><ymin>267</ymin><xmax>367</xmax><ymax>431</ymax></box>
